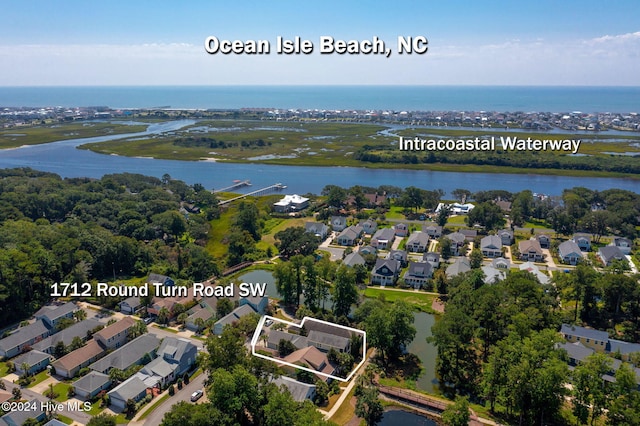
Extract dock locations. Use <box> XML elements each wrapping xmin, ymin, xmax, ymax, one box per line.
<box><xmin>218</xmin><ymin>183</ymin><xmax>286</xmax><ymax>205</ymax></box>
<box><xmin>213</xmin><ymin>180</ymin><xmax>252</xmax><ymax>193</ymax></box>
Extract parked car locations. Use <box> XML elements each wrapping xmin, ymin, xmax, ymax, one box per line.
<box><xmin>191</xmin><ymin>390</ymin><xmax>203</xmax><ymax>402</ymax></box>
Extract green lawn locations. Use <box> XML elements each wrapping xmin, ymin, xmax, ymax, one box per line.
<box><xmin>446</xmin><ymin>215</ymin><xmax>467</xmax><ymax>225</ymax></box>
<box><xmin>87</xmin><ymin>400</ymin><xmax>105</xmax><ymax>416</ymax></box>
<box><xmin>0</xmin><ymin>362</ymin><xmax>9</xmax><ymax>377</ymax></box>
<box><xmin>54</xmin><ymin>414</ymin><xmax>74</xmax><ymax>425</ymax></box>
<box><xmin>26</xmin><ymin>370</ymin><xmax>50</xmax><ymax>388</ymax></box>
<box><xmin>53</xmin><ymin>382</ymin><xmax>72</xmax><ymax>402</ymax></box>
<box><xmin>523</xmin><ymin>219</ymin><xmax>554</xmax><ymax>230</ymax></box>
<box><xmin>363</xmin><ymin>287</ymin><xmax>437</xmax><ymax>313</ymax></box>
<box><xmin>138</xmin><ymin>393</ymin><xmax>170</xmax><ymax>421</ymax></box>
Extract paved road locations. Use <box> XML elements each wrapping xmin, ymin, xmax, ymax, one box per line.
<box><xmin>129</xmin><ymin>372</ymin><xmax>207</xmax><ymax>426</ymax></box>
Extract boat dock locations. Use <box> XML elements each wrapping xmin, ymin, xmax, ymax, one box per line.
<box><xmin>218</xmin><ymin>183</ymin><xmax>286</xmax><ymax>205</ymax></box>
<box><xmin>213</xmin><ymin>180</ymin><xmax>252</xmax><ymax>193</ymax></box>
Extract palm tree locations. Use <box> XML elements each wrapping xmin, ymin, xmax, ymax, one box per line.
<box><xmin>74</xmin><ymin>309</ymin><xmax>87</xmax><ymax>322</ymax></box>
<box><xmin>177</xmin><ymin>312</ymin><xmax>188</xmax><ymax>327</ymax></box>
<box><xmin>20</xmin><ymin>362</ymin><xmax>31</xmax><ymax>379</ymax></box>
<box><xmin>157</xmin><ymin>307</ymin><xmax>170</xmax><ymax>325</ymax></box>
<box><xmin>194</xmin><ymin>317</ymin><xmax>205</xmax><ymax>334</ymax></box>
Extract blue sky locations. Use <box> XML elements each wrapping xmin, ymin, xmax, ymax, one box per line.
<box><xmin>1</xmin><ymin>1</ymin><xmax>639</xmax><ymax>85</ymax></box>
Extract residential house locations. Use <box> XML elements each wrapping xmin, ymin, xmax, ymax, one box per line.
<box><xmin>495</xmin><ymin>200</ymin><xmax>512</xmax><ymax>212</ymax></box>
<box><xmin>148</xmin><ymin>286</ymin><xmax>196</xmax><ymax>317</ymax></box>
<box><xmin>393</xmin><ymin>223</ymin><xmax>409</xmax><ymax>237</ymax></box>
<box><xmin>273</xmin><ymin>194</ymin><xmax>309</xmax><ymax>213</ymax></box>
<box><xmin>422</xmin><ymin>252</ymin><xmax>441</xmax><ymax>269</ymax></box>
<box><xmin>13</xmin><ymin>350</ymin><xmax>50</xmax><ymax>376</ymax></box>
<box><xmin>272</xmin><ymin>376</ymin><xmax>316</xmax><ymax>402</ymax></box>
<box><xmin>0</xmin><ymin>399</ymin><xmax>46</xmax><ymax>426</ymax></box>
<box><xmin>73</xmin><ymin>371</ymin><xmax>112</xmax><ymax>400</ymax></box>
<box><xmin>446</xmin><ymin>258</ymin><xmax>471</xmax><ymax>278</ymax></box>
<box><xmin>304</xmin><ymin>320</ymin><xmax>354</xmax><ymax>341</ymax></box>
<box><xmin>364</xmin><ymin>193</ymin><xmax>387</xmax><ymax>208</ymax></box>
<box><xmin>403</xmin><ymin>261</ymin><xmax>433</xmax><ymax>289</ymax></box>
<box><xmin>305</xmin><ymin>222</ymin><xmax>329</xmax><ymax>240</ymax></box>
<box><xmin>307</xmin><ymin>330</ymin><xmax>351</xmax><ymax>353</ymax></box>
<box><xmin>572</xmin><ymin>233</ymin><xmax>592</xmax><ymax>252</ymax></box>
<box><xmin>118</xmin><ymin>296</ymin><xmax>142</xmax><ymax>314</ymax></box>
<box><xmin>536</xmin><ymin>234</ymin><xmax>551</xmax><ymax>249</ymax></box>
<box><xmin>444</xmin><ymin>232</ymin><xmax>466</xmax><ymax>256</ymax></box>
<box><xmin>386</xmin><ymin>250</ymin><xmax>408</xmax><ymax>267</ymax></box>
<box><xmin>491</xmin><ymin>257</ymin><xmax>511</xmax><ymax>270</ymax></box>
<box><xmin>435</xmin><ymin>203</ymin><xmax>475</xmax><ymax>215</ymax></box>
<box><xmin>336</xmin><ymin>225</ymin><xmax>362</xmax><ymax>246</ymax></box>
<box><xmin>343</xmin><ymin>252</ymin><xmax>366</xmax><ymax>267</ymax></box>
<box><xmin>89</xmin><ymin>334</ymin><xmax>160</xmax><ymax>374</ymax></box>
<box><xmin>185</xmin><ymin>307</ymin><xmax>214</xmax><ymax>332</ymax></box>
<box><xmin>598</xmin><ymin>245</ymin><xmax>626</xmax><ymax>267</ymax></box>
<box><xmin>147</xmin><ymin>273</ymin><xmax>174</xmax><ymax>287</ymax></box>
<box><xmin>519</xmin><ymin>262</ymin><xmax>550</xmax><ymax>285</ymax></box>
<box><xmin>108</xmin><ymin>376</ymin><xmax>148</xmax><ymax>411</ymax></box>
<box><xmin>329</xmin><ymin>216</ymin><xmax>347</xmax><ymax>232</ymax></box>
<box><xmin>93</xmin><ymin>317</ymin><xmax>136</xmax><ymax>350</ymax></box>
<box><xmin>481</xmin><ymin>265</ymin><xmax>506</xmax><ymax>285</ymax></box>
<box><xmin>370</xmin><ymin>259</ymin><xmax>400</xmax><ymax>286</ymax></box>
<box><xmin>497</xmin><ymin>229</ymin><xmax>514</xmax><ymax>246</ymax></box>
<box><xmin>267</xmin><ymin>330</ymin><xmax>309</xmax><ymax>351</ymax></box>
<box><xmin>460</xmin><ymin>229</ymin><xmax>477</xmax><ymax>241</ymax></box>
<box><xmin>213</xmin><ymin>304</ymin><xmax>258</xmax><ymax>335</ymax></box>
<box><xmin>0</xmin><ymin>320</ymin><xmax>51</xmax><ymax>359</ymax></box>
<box><xmin>608</xmin><ymin>339</ymin><xmax>640</xmax><ymax>363</ymax></box>
<box><xmin>558</xmin><ymin>240</ymin><xmax>583</xmax><ymax>265</ymax></box>
<box><xmin>518</xmin><ymin>240</ymin><xmax>544</xmax><ymax>262</ymax></box>
<box><xmin>359</xmin><ymin>219</ymin><xmax>378</xmax><ymax>235</ymax></box>
<box><xmin>611</xmin><ymin>237</ymin><xmax>633</xmax><ymax>255</ymax></box>
<box><xmin>424</xmin><ymin>225</ymin><xmax>443</xmax><ymax>238</ymax></box>
<box><xmin>52</xmin><ymin>340</ymin><xmax>106</xmax><ymax>378</ymax></box>
<box><xmin>480</xmin><ymin>235</ymin><xmax>502</xmax><ymax>258</ymax></box>
<box><xmin>136</xmin><ymin>337</ymin><xmax>197</xmax><ymax>387</ymax></box>
<box><xmin>406</xmin><ymin>232</ymin><xmax>429</xmax><ymax>253</ymax></box>
<box><xmin>359</xmin><ymin>245</ymin><xmax>377</xmax><ymax>256</ymax></box>
<box><xmin>370</xmin><ymin>228</ymin><xmax>396</xmax><ymax>250</ymax></box>
<box><xmin>282</xmin><ymin>346</ymin><xmax>335</xmax><ymax>381</ymax></box>
<box><xmin>33</xmin><ymin>318</ymin><xmax>102</xmax><ymax>354</ymax></box>
<box><xmin>35</xmin><ymin>302</ymin><xmax>78</xmax><ymax>330</ymax></box>
<box><xmin>560</xmin><ymin>324</ymin><xmax>608</xmax><ymax>352</ymax></box>
<box><xmin>240</xmin><ymin>293</ymin><xmax>268</xmax><ymax>314</ymax></box>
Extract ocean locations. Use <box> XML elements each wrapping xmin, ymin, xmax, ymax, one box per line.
<box><xmin>1</xmin><ymin>86</ymin><xmax>639</xmax><ymax>113</ymax></box>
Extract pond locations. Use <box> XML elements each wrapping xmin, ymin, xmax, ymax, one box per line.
<box><xmin>379</xmin><ymin>410</ymin><xmax>437</xmax><ymax>426</ymax></box>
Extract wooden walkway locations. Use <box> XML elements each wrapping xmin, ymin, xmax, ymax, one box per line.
<box><xmin>218</xmin><ymin>183</ymin><xmax>285</xmax><ymax>205</ymax></box>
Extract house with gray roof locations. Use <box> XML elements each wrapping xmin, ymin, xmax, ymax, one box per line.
<box><xmin>460</xmin><ymin>229</ymin><xmax>477</xmax><ymax>241</ymax></box>
<box><xmin>35</xmin><ymin>302</ymin><xmax>79</xmax><ymax>330</ymax></box>
<box><xmin>0</xmin><ymin>320</ymin><xmax>51</xmax><ymax>359</ymax></box>
<box><xmin>272</xmin><ymin>376</ymin><xmax>316</xmax><ymax>402</ymax></box>
<box><xmin>481</xmin><ymin>265</ymin><xmax>506</xmax><ymax>285</ymax></box>
<box><xmin>446</xmin><ymin>258</ymin><xmax>471</xmax><ymax>278</ymax></box>
<box><xmin>93</xmin><ymin>317</ymin><xmax>136</xmax><ymax>350</ymax></box>
<box><xmin>560</xmin><ymin>324</ymin><xmax>609</xmax><ymax>352</ymax></box>
<box><xmin>0</xmin><ymin>399</ymin><xmax>45</xmax><ymax>426</ymax></box>
<box><xmin>518</xmin><ymin>262</ymin><xmax>550</xmax><ymax>285</ymax></box>
<box><xmin>558</xmin><ymin>240</ymin><xmax>583</xmax><ymax>265</ymax></box>
<box><xmin>118</xmin><ymin>296</ymin><xmax>142</xmax><ymax>314</ymax></box>
<box><xmin>147</xmin><ymin>272</ymin><xmax>174</xmax><ymax>287</ymax></box>
<box><xmin>267</xmin><ymin>330</ymin><xmax>309</xmax><ymax>351</ymax></box>
<box><xmin>386</xmin><ymin>249</ymin><xmax>408</xmax><ymax>267</ymax></box>
<box><xmin>307</xmin><ymin>330</ymin><xmax>351</xmax><ymax>353</ymax></box>
<box><xmin>422</xmin><ymin>252</ymin><xmax>441</xmax><ymax>269</ymax></box>
<box><xmin>424</xmin><ymin>225</ymin><xmax>443</xmax><ymax>238</ymax></box>
<box><xmin>336</xmin><ymin>225</ymin><xmax>362</xmax><ymax>246</ymax></box>
<box><xmin>608</xmin><ymin>339</ymin><xmax>640</xmax><ymax>362</ymax></box>
<box><xmin>13</xmin><ymin>350</ymin><xmax>50</xmax><ymax>376</ymax></box>
<box><xmin>185</xmin><ymin>306</ymin><xmax>214</xmax><ymax>332</ymax></box>
<box><xmin>403</xmin><ymin>261</ymin><xmax>433</xmax><ymax>289</ymax></box>
<box><xmin>343</xmin><ymin>252</ymin><xmax>366</xmax><ymax>267</ymax></box>
<box><xmin>406</xmin><ymin>232</ymin><xmax>429</xmax><ymax>253</ymax></box>
<box><xmin>330</xmin><ymin>216</ymin><xmax>347</xmax><ymax>232</ymax></box>
<box><xmin>305</xmin><ymin>222</ymin><xmax>329</xmax><ymax>240</ymax></box>
<box><xmin>444</xmin><ymin>232</ymin><xmax>466</xmax><ymax>256</ymax></box>
<box><xmin>518</xmin><ymin>240</ymin><xmax>544</xmax><ymax>262</ymax></box>
<box><xmin>359</xmin><ymin>219</ymin><xmax>378</xmax><ymax>235</ymax></box>
<box><xmin>393</xmin><ymin>223</ymin><xmax>409</xmax><ymax>237</ymax></box>
<box><xmin>598</xmin><ymin>245</ymin><xmax>626</xmax><ymax>267</ymax></box>
<box><xmin>240</xmin><ymin>293</ymin><xmax>268</xmax><ymax>314</ymax></box>
<box><xmin>572</xmin><ymin>233</ymin><xmax>591</xmax><ymax>252</ymax></box>
<box><xmin>359</xmin><ymin>245</ymin><xmax>377</xmax><ymax>256</ymax></box>
<box><xmin>497</xmin><ymin>229</ymin><xmax>514</xmax><ymax>246</ymax></box>
<box><xmin>213</xmin><ymin>304</ymin><xmax>258</xmax><ymax>335</ymax></box>
<box><xmin>53</xmin><ymin>339</ymin><xmax>106</xmax><ymax>379</ymax></box>
<box><xmin>33</xmin><ymin>318</ymin><xmax>102</xmax><ymax>354</ymax></box>
<box><xmin>536</xmin><ymin>234</ymin><xmax>551</xmax><ymax>249</ymax></box>
<box><xmin>108</xmin><ymin>376</ymin><xmax>148</xmax><ymax>411</ymax></box>
<box><xmin>371</xmin><ymin>228</ymin><xmax>396</xmax><ymax>250</ymax></box>
<box><xmin>89</xmin><ymin>333</ymin><xmax>160</xmax><ymax>374</ymax></box>
<box><xmin>135</xmin><ymin>338</ymin><xmax>198</xmax><ymax>389</ymax></box>
<box><xmin>370</xmin><ymin>259</ymin><xmax>400</xmax><ymax>286</ymax></box>
<box><xmin>491</xmin><ymin>257</ymin><xmax>511</xmax><ymax>270</ymax></box>
<box><xmin>73</xmin><ymin>371</ymin><xmax>112</xmax><ymax>400</ymax></box>
<box><xmin>611</xmin><ymin>237</ymin><xmax>633</xmax><ymax>255</ymax></box>
<box><xmin>480</xmin><ymin>235</ymin><xmax>502</xmax><ymax>258</ymax></box>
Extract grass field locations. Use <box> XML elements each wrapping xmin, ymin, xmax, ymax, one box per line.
<box><xmin>363</xmin><ymin>287</ymin><xmax>437</xmax><ymax>313</ymax></box>
<box><xmin>26</xmin><ymin>370</ymin><xmax>50</xmax><ymax>388</ymax></box>
<box><xmin>53</xmin><ymin>382</ymin><xmax>72</xmax><ymax>402</ymax></box>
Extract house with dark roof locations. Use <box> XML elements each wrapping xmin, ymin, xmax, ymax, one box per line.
<box><xmin>422</xmin><ymin>252</ymin><xmax>441</xmax><ymax>269</ymax></box>
<box><xmin>136</xmin><ymin>337</ymin><xmax>197</xmax><ymax>387</ymax></box>
<box><xmin>403</xmin><ymin>261</ymin><xmax>433</xmax><ymax>289</ymax></box>
<box><xmin>282</xmin><ymin>346</ymin><xmax>335</xmax><ymax>381</ymax></box>
<box><xmin>370</xmin><ymin>259</ymin><xmax>400</xmax><ymax>286</ymax></box>
<box><xmin>572</xmin><ymin>233</ymin><xmax>592</xmax><ymax>252</ymax></box>
<box><xmin>108</xmin><ymin>376</ymin><xmax>148</xmax><ymax>411</ymax></box>
<box><xmin>560</xmin><ymin>324</ymin><xmax>608</xmax><ymax>352</ymax></box>
<box><xmin>359</xmin><ymin>245</ymin><xmax>377</xmax><ymax>256</ymax></box>
<box><xmin>359</xmin><ymin>219</ymin><xmax>378</xmax><ymax>235</ymax></box>
<box><xmin>386</xmin><ymin>250</ymin><xmax>408</xmax><ymax>267</ymax></box>
<box><xmin>73</xmin><ymin>371</ymin><xmax>112</xmax><ymax>400</ymax></box>
<box><xmin>497</xmin><ymin>229</ymin><xmax>514</xmax><ymax>246</ymax></box>
<box><xmin>94</xmin><ymin>317</ymin><xmax>136</xmax><ymax>350</ymax></box>
<box><xmin>536</xmin><ymin>234</ymin><xmax>551</xmax><ymax>249</ymax></box>
<box><xmin>305</xmin><ymin>222</ymin><xmax>329</xmax><ymax>240</ymax></box>
<box><xmin>213</xmin><ymin>304</ymin><xmax>258</xmax><ymax>335</ymax></box>
<box><xmin>240</xmin><ymin>293</ymin><xmax>268</xmax><ymax>315</ymax></box>
<box><xmin>33</xmin><ymin>318</ymin><xmax>102</xmax><ymax>354</ymax></box>
<box><xmin>491</xmin><ymin>257</ymin><xmax>511</xmax><ymax>270</ymax></box>
<box><xmin>307</xmin><ymin>330</ymin><xmax>351</xmax><ymax>353</ymax></box>
<box><xmin>336</xmin><ymin>226</ymin><xmax>362</xmax><ymax>246</ymax></box>
<box><xmin>0</xmin><ymin>399</ymin><xmax>45</xmax><ymax>426</ymax></box>
<box><xmin>35</xmin><ymin>302</ymin><xmax>78</xmax><ymax>330</ymax></box>
<box><xmin>272</xmin><ymin>376</ymin><xmax>316</xmax><ymax>402</ymax></box>
<box><xmin>329</xmin><ymin>216</ymin><xmax>347</xmax><ymax>232</ymax></box>
<box><xmin>480</xmin><ymin>235</ymin><xmax>502</xmax><ymax>258</ymax></box>
<box><xmin>393</xmin><ymin>223</ymin><xmax>409</xmax><ymax>237</ymax></box>
<box><xmin>343</xmin><ymin>252</ymin><xmax>366</xmax><ymax>267</ymax></box>
<box><xmin>446</xmin><ymin>258</ymin><xmax>471</xmax><ymax>278</ymax></box>
<box><xmin>459</xmin><ymin>229</ymin><xmax>477</xmax><ymax>241</ymax></box>
<box><xmin>267</xmin><ymin>330</ymin><xmax>309</xmax><ymax>351</ymax></box>
<box><xmin>370</xmin><ymin>228</ymin><xmax>396</xmax><ymax>250</ymax></box>
<box><xmin>611</xmin><ymin>237</ymin><xmax>633</xmax><ymax>255</ymax></box>
<box><xmin>424</xmin><ymin>225</ymin><xmax>443</xmax><ymax>238</ymax></box>
<box><xmin>558</xmin><ymin>240</ymin><xmax>583</xmax><ymax>265</ymax></box>
<box><xmin>406</xmin><ymin>232</ymin><xmax>429</xmax><ymax>253</ymax></box>
<box><xmin>185</xmin><ymin>307</ymin><xmax>214</xmax><ymax>332</ymax></box>
<box><xmin>598</xmin><ymin>245</ymin><xmax>626</xmax><ymax>267</ymax></box>
<box><xmin>118</xmin><ymin>296</ymin><xmax>142</xmax><ymax>314</ymax></box>
<box><xmin>444</xmin><ymin>232</ymin><xmax>466</xmax><ymax>256</ymax></box>
<box><xmin>147</xmin><ymin>273</ymin><xmax>174</xmax><ymax>287</ymax></box>
<box><xmin>53</xmin><ymin>340</ymin><xmax>106</xmax><ymax>378</ymax></box>
<box><xmin>0</xmin><ymin>320</ymin><xmax>51</xmax><ymax>359</ymax></box>
<box><xmin>13</xmin><ymin>350</ymin><xmax>50</xmax><ymax>376</ymax></box>
<box><xmin>89</xmin><ymin>334</ymin><xmax>160</xmax><ymax>374</ymax></box>
<box><xmin>518</xmin><ymin>240</ymin><xmax>544</xmax><ymax>262</ymax></box>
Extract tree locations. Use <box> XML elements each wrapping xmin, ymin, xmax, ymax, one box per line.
<box><xmin>216</xmin><ymin>297</ymin><xmax>234</xmax><ymax>318</ymax></box>
<box><xmin>573</xmin><ymin>353</ymin><xmax>612</xmax><ymax>426</ymax></box>
<box><xmin>607</xmin><ymin>362</ymin><xmax>640</xmax><ymax>425</ymax></box>
<box><xmin>157</xmin><ymin>306</ymin><xmax>169</xmax><ymax>325</ymax></box>
<box><xmin>235</xmin><ymin>201</ymin><xmax>261</xmax><ymax>240</ymax></box>
<box><xmin>125</xmin><ymin>398</ymin><xmax>136</xmax><ymax>417</ymax></box>
<box><xmin>399</xmin><ymin>186</ymin><xmax>424</xmax><ymax>212</ymax></box>
<box><xmin>274</xmin><ymin>261</ymin><xmax>297</xmax><ymax>305</ymax></box>
<box><xmin>355</xmin><ymin>383</ymin><xmax>383</xmax><ymax>426</ymax></box>
<box><xmin>177</xmin><ymin>312</ymin><xmax>188</xmax><ymax>326</ymax></box>
<box><xmin>365</xmin><ymin>300</ymin><xmax>416</xmax><ymax>363</ymax></box>
<box><xmin>207</xmin><ymin>366</ymin><xmax>259</xmax><ymax>425</ymax></box>
<box><xmin>469</xmin><ymin>248</ymin><xmax>483</xmax><ymax>269</ymax></box>
<box><xmin>442</xmin><ymin>396</ymin><xmax>471</xmax><ymax>426</ymax></box>
<box><xmin>87</xmin><ymin>413</ymin><xmax>117</xmax><ymax>426</ymax></box>
<box><xmin>302</xmin><ymin>256</ymin><xmax>320</xmax><ymax>311</ymax></box>
<box><xmin>437</xmin><ymin>205</ymin><xmax>451</xmax><ymax>227</ymax></box>
<box><xmin>160</xmin><ymin>401</ymin><xmax>232</xmax><ymax>426</ymax></box>
<box><xmin>274</xmin><ymin>227</ymin><xmax>320</xmax><ymax>259</ymax></box>
<box><xmin>74</xmin><ymin>309</ymin><xmax>87</xmax><ymax>322</ymax></box>
<box><xmin>194</xmin><ymin>317</ymin><xmax>205</xmax><ymax>334</ymax></box>
<box><xmin>332</xmin><ymin>265</ymin><xmax>358</xmax><ymax>318</ymax></box>
<box><xmin>439</xmin><ymin>237</ymin><xmax>452</xmax><ymax>260</ymax></box>
<box><xmin>325</xmin><ymin>185</ymin><xmax>347</xmax><ymax>208</ymax></box>
<box><xmin>314</xmin><ymin>380</ymin><xmax>330</xmax><ymax>405</ymax></box>
<box><xmin>349</xmin><ymin>186</ymin><xmax>367</xmax><ymax>211</ymax></box>
<box><xmin>54</xmin><ymin>340</ymin><xmax>67</xmax><ymax>358</ymax></box>
<box><xmin>452</xmin><ymin>188</ymin><xmax>471</xmax><ymax>203</ymax></box>
<box><xmin>11</xmin><ymin>387</ymin><xmax>21</xmax><ymax>400</ymax></box>
<box><xmin>204</xmin><ymin>326</ymin><xmax>247</xmax><ymax>371</ymax></box>
<box><xmin>69</xmin><ymin>335</ymin><xmax>84</xmax><ymax>351</ymax></box>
